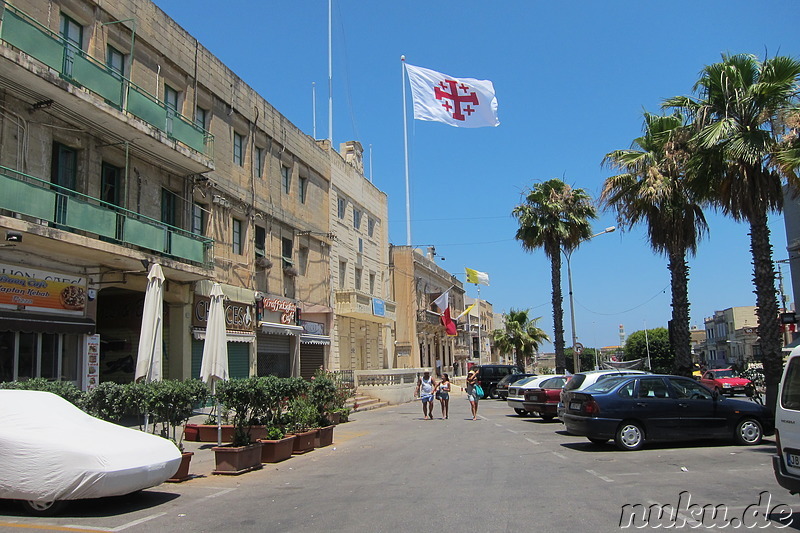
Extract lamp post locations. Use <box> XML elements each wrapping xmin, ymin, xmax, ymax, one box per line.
<box><xmin>564</xmin><ymin>226</ymin><xmax>616</xmax><ymax>373</ymax></box>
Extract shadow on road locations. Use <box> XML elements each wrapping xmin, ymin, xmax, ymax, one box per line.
<box><xmin>0</xmin><ymin>490</ymin><xmax>180</xmax><ymax>518</ymax></box>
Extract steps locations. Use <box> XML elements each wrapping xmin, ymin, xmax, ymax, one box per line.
<box><xmin>346</xmin><ymin>392</ymin><xmax>388</xmax><ymax>413</ymax></box>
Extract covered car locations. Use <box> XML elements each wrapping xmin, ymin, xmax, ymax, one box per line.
<box><xmin>0</xmin><ymin>390</ymin><xmax>181</xmax><ymax>514</ymax></box>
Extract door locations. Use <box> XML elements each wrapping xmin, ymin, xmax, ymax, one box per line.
<box><xmin>633</xmin><ymin>377</ymin><xmax>680</xmax><ymax>440</ymax></box>
<box><xmin>667</xmin><ymin>376</ymin><xmax>725</xmax><ymax>438</ymax></box>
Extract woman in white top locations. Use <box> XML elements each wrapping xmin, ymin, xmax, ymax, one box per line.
<box><xmin>436</xmin><ymin>373</ymin><xmax>451</xmax><ymax>419</ymax></box>
<box><xmin>415</xmin><ymin>371</ymin><xmax>437</xmax><ymax>420</ymax></box>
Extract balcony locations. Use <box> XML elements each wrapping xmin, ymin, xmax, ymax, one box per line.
<box><xmin>0</xmin><ymin>4</ymin><xmax>213</xmax><ymax>165</ymax></box>
<box><xmin>335</xmin><ymin>289</ymin><xmax>396</xmax><ymax>323</ymax></box>
<box><xmin>1</xmin><ymin>165</ymin><xmax>213</xmax><ymax>267</ymax></box>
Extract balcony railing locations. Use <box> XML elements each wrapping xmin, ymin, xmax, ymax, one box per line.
<box><xmin>0</xmin><ymin>3</ymin><xmax>213</xmax><ymax>158</ymax></box>
<box><xmin>0</xmin><ymin>165</ymin><xmax>213</xmax><ymax>267</ymax></box>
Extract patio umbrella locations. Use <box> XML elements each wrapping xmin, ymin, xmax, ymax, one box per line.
<box><xmin>134</xmin><ymin>263</ymin><xmax>165</xmax><ymax>433</ymax></box>
<box><xmin>200</xmin><ymin>282</ymin><xmax>229</xmax><ymax>445</ymax></box>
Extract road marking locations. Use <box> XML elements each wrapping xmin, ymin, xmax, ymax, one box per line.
<box><xmin>200</xmin><ymin>488</ymin><xmax>237</xmax><ymax>500</ymax></box>
<box><xmin>0</xmin><ymin>524</ymin><xmax>110</xmax><ymax>532</ymax></box>
<box><xmin>506</xmin><ymin>428</ymin><xmax>518</xmax><ymax>434</ymax></box>
<box><xmin>525</xmin><ymin>438</ymin><xmax>541</xmax><ymax>445</ymax></box>
<box><xmin>495</xmin><ymin>423</ymin><xmax>503</xmax><ymax>427</ymax></box>
<box><xmin>83</xmin><ymin>513</ymin><xmax>167</xmax><ymax>532</ymax></box>
<box><xmin>586</xmin><ymin>469</ymin><xmax>614</xmax><ymax>483</ymax></box>
<box><xmin>552</xmin><ymin>452</ymin><xmax>567</xmax><ymax>460</ymax></box>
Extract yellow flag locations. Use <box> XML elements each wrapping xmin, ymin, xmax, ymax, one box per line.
<box><xmin>456</xmin><ymin>303</ymin><xmax>476</xmax><ymax>320</ymax></box>
<box><xmin>465</xmin><ymin>267</ymin><xmax>489</xmax><ymax>286</ymax></box>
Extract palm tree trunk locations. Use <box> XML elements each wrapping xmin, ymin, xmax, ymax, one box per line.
<box><xmin>750</xmin><ymin>211</ymin><xmax>782</xmax><ymax>413</ymax></box>
<box><xmin>551</xmin><ymin>252</ymin><xmax>565</xmax><ymax>373</ymax></box>
<box><xmin>668</xmin><ymin>249</ymin><xmax>693</xmax><ymax>377</ymax></box>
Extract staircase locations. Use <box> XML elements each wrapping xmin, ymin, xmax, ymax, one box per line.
<box><xmin>346</xmin><ymin>392</ymin><xmax>388</xmax><ymax>413</ymax></box>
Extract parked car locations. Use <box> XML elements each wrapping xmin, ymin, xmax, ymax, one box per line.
<box><xmin>0</xmin><ymin>390</ymin><xmax>182</xmax><ymax>516</ymax></box>
<box><xmin>558</xmin><ymin>369</ymin><xmax>649</xmax><ymax>420</ymax></box>
<box><xmin>562</xmin><ymin>374</ymin><xmax>773</xmax><ymax>451</ymax></box>
<box><xmin>699</xmin><ymin>368</ymin><xmax>753</xmax><ymax>396</ymax></box>
<box><xmin>473</xmin><ymin>364</ymin><xmax>521</xmax><ymax>399</ymax></box>
<box><xmin>774</xmin><ymin>346</ymin><xmax>800</xmax><ymax>495</ymax></box>
<box><xmin>521</xmin><ymin>375</ymin><xmax>570</xmax><ymax>420</ymax></box>
<box><xmin>495</xmin><ymin>373</ymin><xmax>536</xmax><ymax>400</ymax></box>
<box><xmin>507</xmin><ymin>375</ymin><xmax>559</xmax><ymax>416</ymax></box>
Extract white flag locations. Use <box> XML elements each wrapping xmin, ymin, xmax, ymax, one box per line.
<box><xmin>405</xmin><ymin>63</ymin><xmax>499</xmax><ymax>128</ymax></box>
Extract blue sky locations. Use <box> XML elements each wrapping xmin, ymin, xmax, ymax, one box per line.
<box><xmin>154</xmin><ymin>1</ymin><xmax>800</xmax><ymax>350</ymax></box>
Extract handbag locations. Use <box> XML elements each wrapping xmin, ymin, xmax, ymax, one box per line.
<box><xmin>474</xmin><ymin>384</ymin><xmax>484</xmax><ymax>398</ymax></box>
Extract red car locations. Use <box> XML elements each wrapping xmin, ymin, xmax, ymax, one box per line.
<box><xmin>699</xmin><ymin>368</ymin><xmax>752</xmax><ymax>396</ymax></box>
<box><xmin>521</xmin><ymin>376</ymin><xmax>570</xmax><ymax>420</ymax></box>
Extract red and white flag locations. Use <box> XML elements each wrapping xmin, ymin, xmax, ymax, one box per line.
<box><xmin>405</xmin><ymin>63</ymin><xmax>499</xmax><ymax>128</ymax></box>
<box><xmin>433</xmin><ymin>290</ymin><xmax>458</xmax><ymax>336</ymax></box>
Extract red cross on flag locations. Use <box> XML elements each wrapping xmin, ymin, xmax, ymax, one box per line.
<box><xmin>405</xmin><ymin>63</ymin><xmax>499</xmax><ymax>128</ymax></box>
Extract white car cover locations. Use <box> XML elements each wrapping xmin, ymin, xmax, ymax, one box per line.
<box><xmin>0</xmin><ymin>390</ymin><xmax>181</xmax><ymax>502</ymax></box>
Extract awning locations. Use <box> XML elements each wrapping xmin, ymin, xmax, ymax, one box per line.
<box><xmin>0</xmin><ymin>310</ymin><xmax>95</xmax><ymax>334</ymax></box>
<box><xmin>300</xmin><ymin>334</ymin><xmax>330</xmax><ymax>345</ymax></box>
<box><xmin>260</xmin><ymin>321</ymin><xmax>304</xmax><ymax>336</ymax></box>
<box><xmin>192</xmin><ymin>328</ymin><xmax>255</xmax><ymax>343</ymax></box>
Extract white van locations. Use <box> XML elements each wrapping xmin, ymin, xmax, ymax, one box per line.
<box><xmin>773</xmin><ymin>347</ymin><xmax>800</xmax><ymax>494</ymax></box>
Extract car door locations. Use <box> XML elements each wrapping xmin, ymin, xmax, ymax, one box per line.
<box><xmin>667</xmin><ymin>377</ymin><xmax>725</xmax><ymax>438</ymax></box>
<box><xmin>633</xmin><ymin>377</ymin><xmax>680</xmax><ymax>440</ymax></box>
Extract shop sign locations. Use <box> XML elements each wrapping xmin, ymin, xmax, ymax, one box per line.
<box><xmin>301</xmin><ymin>320</ymin><xmax>325</xmax><ymax>335</ymax></box>
<box><xmin>261</xmin><ymin>297</ymin><xmax>297</xmax><ymax>325</ymax></box>
<box><xmin>193</xmin><ymin>296</ymin><xmax>254</xmax><ymax>332</ymax></box>
<box><xmin>372</xmin><ymin>298</ymin><xmax>385</xmax><ymax>317</ymax></box>
<box><xmin>0</xmin><ymin>265</ymin><xmax>87</xmax><ymax>314</ymax></box>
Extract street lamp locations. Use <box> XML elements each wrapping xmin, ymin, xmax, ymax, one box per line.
<box><xmin>564</xmin><ymin>226</ymin><xmax>616</xmax><ymax>373</ymax></box>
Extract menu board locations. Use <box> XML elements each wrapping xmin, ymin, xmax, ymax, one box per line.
<box><xmin>86</xmin><ymin>334</ymin><xmax>100</xmax><ymax>390</ymax></box>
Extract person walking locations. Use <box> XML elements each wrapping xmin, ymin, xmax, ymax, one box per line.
<box><xmin>465</xmin><ymin>367</ymin><xmax>480</xmax><ymax>420</ymax></box>
<box><xmin>436</xmin><ymin>373</ymin><xmax>451</xmax><ymax>419</ymax></box>
<box><xmin>415</xmin><ymin>371</ymin><xmax>437</xmax><ymax>420</ymax></box>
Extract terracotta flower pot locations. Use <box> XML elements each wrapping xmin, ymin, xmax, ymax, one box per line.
<box><xmin>291</xmin><ymin>429</ymin><xmax>317</xmax><ymax>454</ymax></box>
<box><xmin>197</xmin><ymin>424</ymin><xmax>235</xmax><ymax>443</ymax></box>
<box><xmin>327</xmin><ymin>411</ymin><xmax>341</xmax><ymax>425</ymax></box>
<box><xmin>258</xmin><ymin>434</ymin><xmax>296</xmax><ymax>463</ymax></box>
<box><xmin>212</xmin><ymin>443</ymin><xmax>263</xmax><ymax>475</ymax></box>
<box><xmin>167</xmin><ymin>451</ymin><xmax>194</xmax><ymax>482</ymax></box>
<box><xmin>183</xmin><ymin>424</ymin><xmax>200</xmax><ymax>442</ymax></box>
<box><xmin>314</xmin><ymin>425</ymin><xmax>334</xmax><ymax>448</ymax></box>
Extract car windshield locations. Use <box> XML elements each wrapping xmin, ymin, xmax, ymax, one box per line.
<box><xmin>563</xmin><ymin>374</ymin><xmax>586</xmax><ymax>391</ymax></box>
<box><xmin>515</xmin><ymin>376</ymin><xmax>539</xmax><ymax>386</ymax></box>
<box><xmin>713</xmin><ymin>370</ymin><xmax>736</xmax><ymax>378</ymax></box>
<box><xmin>541</xmin><ymin>376</ymin><xmax>567</xmax><ymax>389</ymax></box>
<box><xmin>584</xmin><ymin>376</ymin><xmax>629</xmax><ymax>394</ymax></box>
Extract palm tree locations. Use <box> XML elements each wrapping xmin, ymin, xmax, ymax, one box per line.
<box><xmin>491</xmin><ymin>309</ymin><xmax>550</xmax><ymax>369</ymax></box>
<box><xmin>664</xmin><ymin>53</ymin><xmax>800</xmax><ymax>410</ymax></box>
<box><xmin>513</xmin><ymin>179</ymin><xmax>596</xmax><ymax>372</ymax></box>
<box><xmin>601</xmin><ymin>111</ymin><xmax>708</xmax><ymax>377</ymax></box>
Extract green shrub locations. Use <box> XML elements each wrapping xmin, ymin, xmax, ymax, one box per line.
<box><xmin>84</xmin><ymin>382</ymin><xmax>127</xmax><ymax>422</ymax></box>
<box><xmin>148</xmin><ymin>379</ymin><xmax>208</xmax><ymax>445</ymax></box>
<box><xmin>0</xmin><ymin>378</ymin><xmax>84</xmax><ymax>407</ymax></box>
<box><xmin>287</xmin><ymin>396</ymin><xmax>318</xmax><ymax>433</ymax></box>
<box><xmin>216</xmin><ymin>377</ymin><xmax>267</xmax><ymax>446</ymax></box>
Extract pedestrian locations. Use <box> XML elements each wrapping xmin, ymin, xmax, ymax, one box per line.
<box><xmin>436</xmin><ymin>373</ymin><xmax>451</xmax><ymax>419</ymax></box>
<box><xmin>465</xmin><ymin>367</ymin><xmax>480</xmax><ymax>420</ymax></box>
<box><xmin>415</xmin><ymin>370</ymin><xmax>437</xmax><ymax>420</ymax></box>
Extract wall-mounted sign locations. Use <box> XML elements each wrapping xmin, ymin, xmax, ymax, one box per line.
<box><xmin>0</xmin><ymin>265</ymin><xmax>87</xmax><ymax>314</ymax></box>
<box><xmin>261</xmin><ymin>297</ymin><xmax>296</xmax><ymax>325</ymax></box>
<box><xmin>372</xmin><ymin>298</ymin><xmax>385</xmax><ymax>317</ymax></box>
<box><xmin>86</xmin><ymin>334</ymin><xmax>100</xmax><ymax>390</ymax></box>
<box><xmin>193</xmin><ymin>296</ymin><xmax>254</xmax><ymax>332</ymax></box>
<box><xmin>301</xmin><ymin>320</ymin><xmax>325</xmax><ymax>335</ymax></box>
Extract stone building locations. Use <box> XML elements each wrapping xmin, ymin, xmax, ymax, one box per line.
<box><xmin>0</xmin><ymin>0</ymin><xmax>343</xmax><ymax>386</ymax></box>
<box><xmin>463</xmin><ymin>296</ymin><xmax>494</xmax><ymax>365</ymax></box>
<box><xmin>703</xmin><ymin>307</ymin><xmax>759</xmax><ymax>368</ymax></box>
<box><xmin>390</xmin><ymin>246</ymin><xmax>468</xmax><ymax>372</ymax></box>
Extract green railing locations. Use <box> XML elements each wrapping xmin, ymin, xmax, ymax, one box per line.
<box><xmin>0</xmin><ymin>165</ymin><xmax>214</xmax><ymax>267</ymax></box>
<box><xmin>0</xmin><ymin>3</ymin><xmax>214</xmax><ymax>159</ymax></box>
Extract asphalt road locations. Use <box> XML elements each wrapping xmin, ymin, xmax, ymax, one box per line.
<box><xmin>1</xmin><ymin>392</ymin><xmax>798</xmax><ymax>532</ymax></box>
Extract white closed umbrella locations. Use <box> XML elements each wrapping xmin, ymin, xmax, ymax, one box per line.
<box><xmin>134</xmin><ymin>263</ymin><xmax>165</xmax><ymax>433</ymax></box>
<box><xmin>200</xmin><ymin>282</ymin><xmax>229</xmax><ymax>445</ymax></box>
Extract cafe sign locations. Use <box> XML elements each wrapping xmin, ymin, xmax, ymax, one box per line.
<box><xmin>261</xmin><ymin>297</ymin><xmax>296</xmax><ymax>325</ymax></box>
<box><xmin>0</xmin><ymin>266</ymin><xmax>87</xmax><ymax>314</ymax></box>
<box><xmin>193</xmin><ymin>296</ymin><xmax>254</xmax><ymax>332</ymax></box>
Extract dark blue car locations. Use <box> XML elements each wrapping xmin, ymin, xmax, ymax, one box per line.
<box><xmin>562</xmin><ymin>374</ymin><xmax>773</xmax><ymax>451</ymax></box>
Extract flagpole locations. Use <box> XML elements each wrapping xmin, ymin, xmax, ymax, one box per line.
<box><xmin>328</xmin><ymin>0</ymin><xmax>333</xmax><ymax>144</ymax></box>
<box><xmin>401</xmin><ymin>55</ymin><xmax>411</xmax><ymax>246</ymax></box>
<box><xmin>477</xmin><ymin>285</ymin><xmax>482</xmax><ymax>366</ymax></box>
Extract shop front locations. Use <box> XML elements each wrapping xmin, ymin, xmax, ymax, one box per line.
<box><xmin>0</xmin><ymin>263</ymin><xmax>94</xmax><ymax>388</ymax></box>
<box><xmin>257</xmin><ymin>296</ymin><xmax>302</xmax><ymax>378</ymax></box>
<box><xmin>191</xmin><ymin>291</ymin><xmax>255</xmax><ymax>380</ymax></box>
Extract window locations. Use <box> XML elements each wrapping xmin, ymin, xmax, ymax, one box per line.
<box><xmin>0</xmin><ymin>331</ymin><xmax>80</xmax><ymax>383</ymax></box>
<box><xmin>255</xmin><ymin>226</ymin><xmax>266</xmax><ymax>256</ymax></box>
<box><xmin>281</xmin><ymin>165</ymin><xmax>291</xmax><ymax>193</ymax></box>
<box><xmin>369</xmin><ymin>273</ymin><xmax>375</xmax><ymax>294</ymax></box>
<box><xmin>637</xmin><ymin>377</ymin><xmax>670</xmax><ymax>399</ymax></box>
<box><xmin>353</xmin><ymin>209</ymin><xmax>362</xmax><ymax>230</ymax></box>
<box><xmin>60</xmin><ymin>14</ymin><xmax>83</xmax><ymax>48</ymax></box>
<box><xmin>339</xmin><ymin>260</ymin><xmax>347</xmax><ymax>289</ymax></box>
<box><xmin>233</xmin><ymin>132</ymin><xmax>244</xmax><ymax>166</ymax></box>
<box><xmin>106</xmin><ymin>45</ymin><xmax>124</xmax><ymax>76</ymax></box>
<box><xmin>161</xmin><ymin>189</ymin><xmax>178</xmax><ymax>227</ymax></box>
<box><xmin>358</xmin><ymin>237</ymin><xmax>364</xmax><ymax>254</ymax></box>
<box><xmin>368</xmin><ymin>217</ymin><xmax>375</xmax><ymax>238</ymax></box>
<box><xmin>254</xmin><ymin>147</ymin><xmax>264</xmax><ymax>178</ymax></box>
<box><xmin>51</xmin><ymin>142</ymin><xmax>77</xmax><ymax>190</ymax></box>
<box><xmin>192</xmin><ymin>203</ymin><xmax>206</xmax><ymax>236</ymax></box>
<box><xmin>355</xmin><ymin>267</ymin><xmax>362</xmax><ymax>291</ymax></box>
<box><xmin>232</xmin><ymin>218</ymin><xmax>243</xmax><ymax>255</ymax></box>
<box><xmin>164</xmin><ymin>85</ymin><xmax>179</xmax><ymax>113</ymax></box>
<box><xmin>299</xmin><ymin>246</ymin><xmax>309</xmax><ymax>276</ymax></box>
<box><xmin>195</xmin><ymin>107</ymin><xmax>208</xmax><ymax>131</ymax></box>
<box><xmin>101</xmin><ymin>163</ymin><xmax>122</xmax><ymax>206</ymax></box>
<box><xmin>282</xmin><ymin>237</ymin><xmax>293</xmax><ymax>267</ymax></box>
<box><xmin>337</xmin><ymin>197</ymin><xmax>346</xmax><ymax>219</ymax></box>
<box><xmin>299</xmin><ymin>176</ymin><xmax>308</xmax><ymax>204</ymax></box>
<box><xmin>669</xmin><ymin>377</ymin><xmax>712</xmax><ymax>400</ymax></box>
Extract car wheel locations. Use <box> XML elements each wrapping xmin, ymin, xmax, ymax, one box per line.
<box><xmin>20</xmin><ymin>500</ymin><xmax>66</xmax><ymax>517</ymax></box>
<box><xmin>734</xmin><ymin>418</ymin><xmax>763</xmax><ymax>445</ymax></box>
<box><xmin>541</xmin><ymin>414</ymin><xmax>555</xmax><ymax>421</ymax></box>
<box><xmin>489</xmin><ymin>387</ymin><xmax>498</xmax><ymax>399</ymax></box>
<box><xmin>615</xmin><ymin>421</ymin><xmax>645</xmax><ymax>451</ymax></box>
<box><xmin>514</xmin><ymin>408</ymin><xmax>528</xmax><ymax>416</ymax></box>
<box><xmin>588</xmin><ymin>437</ymin><xmax>608</xmax><ymax>445</ymax></box>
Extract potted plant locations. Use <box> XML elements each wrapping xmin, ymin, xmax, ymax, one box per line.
<box><xmin>309</xmin><ymin>370</ymin><xmax>338</xmax><ymax>446</ymax></box>
<box><xmin>212</xmin><ymin>378</ymin><xmax>265</xmax><ymax>474</ymax></box>
<box><xmin>257</xmin><ymin>426</ymin><xmax>296</xmax><ymax>463</ymax></box>
<box><xmin>195</xmin><ymin>408</ymin><xmax>235</xmax><ymax>443</ymax></box>
<box><xmin>288</xmin><ymin>396</ymin><xmax>318</xmax><ymax>454</ymax></box>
